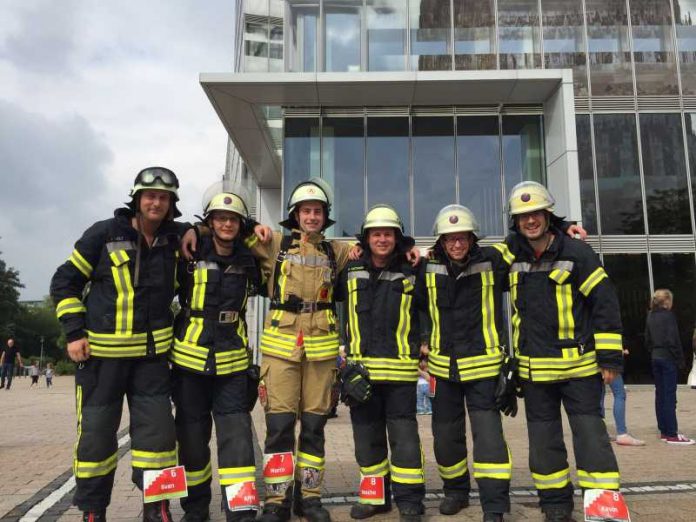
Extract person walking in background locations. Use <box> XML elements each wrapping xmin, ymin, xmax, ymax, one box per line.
<box><xmin>29</xmin><ymin>361</ymin><xmax>40</xmax><ymax>387</ymax></box>
<box><xmin>601</xmin><ymin>347</ymin><xmax>644</xmax><ymax>446</ymax></box>
<box><xmin>45</xmin><ymin>363</ymin><xmax>54</xmax><ymax>388</ymax></box>
<box><xmin>0</xmin><ymin>338</ymin><xmax>23</xmax><ymax>390</ymax></box>
<box><xmin>645</xmin><ymin>289</ymin><xmax>695</xmax><ymax>445</ymax></box>
<box><xmin>416</xmin><ymin>358</ymin><xmax>431</xmax><ymax>415</ymax></box>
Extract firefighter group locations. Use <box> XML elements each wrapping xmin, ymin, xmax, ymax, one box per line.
<box><xmin>50</xmin><ymin>168</ymin><xmax>624</xmax><ymax>522</ymax></box>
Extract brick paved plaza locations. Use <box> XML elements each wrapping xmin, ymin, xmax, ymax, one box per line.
<box><xmin>1</xmin><ymin>376</ymin><xmax>695</xmax><ymax>521</ymax></box>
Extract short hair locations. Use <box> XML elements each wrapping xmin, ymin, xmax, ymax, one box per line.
<box><xmin>651</xmin><ymin>289</ymin><xmax>673</xmax><ymax>310</ymax></box>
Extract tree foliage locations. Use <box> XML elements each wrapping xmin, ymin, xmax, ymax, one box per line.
<box><xmin>13</xmin><ymin>297</ymin><xmax>64</xmax><ymax>362</ymax></box>
<box><xmin>0</xmin><ymin>247</ymin><xmax>23</xmax><ymax>338</ymax></box>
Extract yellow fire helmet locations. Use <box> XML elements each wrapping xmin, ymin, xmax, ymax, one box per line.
<box><xmin>432</xmin><ymin>204</ymin><xmax>480</xmax><ymax>238</ymax></box>
<box><xmin>204</xmin><ymin>192</ymin><xmax>249</xmax><ymax>220</ymax></box>
<box><xmin>286</xmin><ymin>177</ymin><xmax>333</xmax><ymax>214</ymax></box>
<box><xmin>361</xmin><ymin>204</ymin><xmax>404</xmax><ymax>235</ymax></box>
<box><xmin>507</xmin><ymin>181</ymin><xmax>555</xmax><ymax>216</ymax></box>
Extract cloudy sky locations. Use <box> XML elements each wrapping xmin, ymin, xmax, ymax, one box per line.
<box><xmin>0</xmin><ymin>0</ymin><xmax>237</xmax><ymax>299</ymax></box>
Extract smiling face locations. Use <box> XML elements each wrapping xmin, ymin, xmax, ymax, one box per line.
<box><xmin>367</xmin><ymin>227</ymin><xmax>397</xmax><ymax>259</ymax></box>
<box><xmin>515</xmin><ymin>210</ymin><xmax>549</xmax><ymax>241</ymax></box>
<box><xmin>210</xmin><ymin>210</ymin><xmax>241</xmax><ymax>242</ymax></box>
<box><xmin>295</xmin><ymin>201</ymin><xmax>326</xmax><ymax>233</ymax></box>
<box><xmin>441</xmin><ymin>232</ymin><xmax>473</xmax><ymax>261</ymax></box>
<box><xmin>138</xmin><ymin>189</ymin><xmax>171</xmax><ymax>223</ymax></box>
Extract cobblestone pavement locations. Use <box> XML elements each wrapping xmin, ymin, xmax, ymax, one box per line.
<box><xmin>1</xmin><ymin>376</ymin><xmax>695</xmax><ymax>521</ymax></box>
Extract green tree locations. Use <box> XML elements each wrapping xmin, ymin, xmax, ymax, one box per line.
<box><xmin>13</xmin><ymin>297</ymin><xmax>64</xmax><ymax>362</ymax></box>
<box><xmin>0</xmin><ymin>246</ymin><xmax>24</xmax><ymax>337</ymax></box>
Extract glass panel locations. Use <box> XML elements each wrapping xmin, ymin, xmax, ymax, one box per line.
<box><xmin>413</xmin><ymin>117</ymin><xmax>456</xmax><ymax>236</ymax></box>
<box><xmin>246</xmin><ymin>0</ymin><xmax>269</xmax><ymax>16</ymax></box>
<box><xmin>325</xmin><ymin>0</ymin><xmax>362</xmax><ymax>72</ymax></box>
<box><xmin>576</xmin><ymin>115</ymin><xmax>598</xmax><ymax>234</ymax></box>
<box><xmin>630</xmin><ymin>0</ymin><xmax>679</xmax><ymax>95</ymax></box>
<box><xmin>457</xmin><ymin>116</ymin><xmax>504</xmax><ymax>236</ymax></box>
<box><xmin>541</xmin><ymin>0</ymin><xmax>588</xmax><ymax>96</ymax></box>
<box><xmin>269</xmin><ymin>16</ymin><xmax>284</xmax><ymax>72</ymax></box>
<box><xmin>603</xmin><ymin>254</ymin><xmax>651</xmax><ymax>384</ymax></box>
<box><xmin>688</xmin><ymin>114</ymin><xmax>696</xmax><ymax>211</ymax></box>
<box><xmin>651</xmin><ymin>253</ymin><xmax>696</xmax><ymax>383</ymax></box>
<box><xmin>453</xmin><ymin>0</ymin><xmax>496</xmax><ymax>70</ymax></box>
<box><xmin>676</xmin><ymin>1</ymin><xmax>696</xmax><ymax>94</ymax></box>
<box><xmin>498</xmin><ymin>0</ymin><xmax>542</xmax><ymax>69</ymax></box>
<box><xmin>593</xmin><ymin>114</ymin><xmax>644</xmax><ymax>234</ymax></box>
<box><xmin>245</xmin><ymin>18</ymin><xmax>269</xmax><ymax>72</ymax></box>
<box><xmin>586</xmin><ymin>0</ymin><xmax>634</xmax><ymax>96</ymax></box>
<box><xmin>288</xmin><ymin>0</ymin><xmax>319</xmax><ymax>72</ymax></box>
<box><xmin>502</xmin><ymin>115</ymin><xmax>545</xmax><ymax>205</ymax></box>
<box><xmin>367</xmin><ymin>0</ymin><xmax>408</xmax><ymax>71</ymax></box>
<box><xmin>366</xmin><ymin>117</ymin><xmax>411</xmax><ymax>233</ymax></box>
<box><xmin>283</xmin><ymin>118</ymin><xmax>321</xmax><ymax>201</ymax></box>
<box><xmin>409</xmin><ymin>0</ymin><xmax>452</xmax><ymax>70</ymax></box>
<box><xmin>639</xmin><ymin>114</ymin><xmax>691</xmax><ymax>234</ymax></box>
<box><xmin>322</xmin><ymin>118</ymin><xmax>366</xmax><ymax>237</ymax></box>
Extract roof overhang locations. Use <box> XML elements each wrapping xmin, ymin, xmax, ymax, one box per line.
<box><xmin>200</xmin><ymin>70</ymin><xmax>569</xmax><ymax>188</ymax></box>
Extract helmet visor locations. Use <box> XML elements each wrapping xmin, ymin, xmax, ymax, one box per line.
<box><xmin>135</xmin><ymin>167</ymin><xmax>179</xmax><ymax>189</ymax></box>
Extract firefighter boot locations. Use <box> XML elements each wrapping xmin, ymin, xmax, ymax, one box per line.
<box><xmin>349</xmin><ymin>475</ymin><xmax>392</xmax><ymax>519</ymax></box>
<box><xmin>226</xmin><ymin>510</ymin><xmax>257</xmax><ymax>522</ymax></box>
<box><xmin>259</xmin><ymin>504</ymin><xmax>291</xmax><ymax>522</ymax></box>
<box><xmin>543</xmin><ymin>506</ymin><xmax>573</xmax><ymax>522</ymax></box>
<box><xmin>82</xmin><ymin>511</ymin><xmax>107</xmax><ymax>522</ymax></box>
<box><xmin>143</xmin><ymin>500</ymin><xmax>173</xmax><ymax>522</ymax></box>
<box><xmin>294</xmin><ymin>497</ymin><xmax>331</xmax><ymax>522</ymax></box>
<box><xmin>398</xmin><ymin>504</ymin><xmax>424</xmax><ymax>522</ymax></box>
<box><xmin>482</xmin><ymin>513</ymin><xmax>504</xmax><ymax>522</ymax></box>
<box><xmin>439</xmin><ymin>494</ymin><xmax>469</xmax><ymax>516</ymax></box>
<box><xmin>180</xmin><ymin>510</ymin><xmax>210</xmax><ymax>522</ymax></box>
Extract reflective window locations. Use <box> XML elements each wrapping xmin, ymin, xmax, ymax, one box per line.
<box><xmin>366</xmin><ymin>118</ymin><xmax>411</xmax><ymax>233</ymax></box>
<box><xmin>453</xmin><ymin>0</ymin><xmax>496</xmax><ymax>70</ymax></box>
<box><xmin>457</xmin><ymin>116</ymin><xmax>503</xmax><ymax>236</ymax></box>
<box><xmin>288</xmin><ymin>0</ymin><xmax>319</xmax><ymax>72</ymax></box>
<box><xmin>498</xmin><ymin>0</ymin><xmax>541</xmax><ymax>69</ymax></box>
<box><xmin>502</xmin><ymin>115</ymin><xmax>545</xmax><ymax>204</ymax></box>
<box><xmin>630</xmin><ymin>0</ymin><xmax>679</xmax><ymax>95</ymax></box>
<box><xmin>322</xmin><ymin>118</ymin><xmax>365</xmax><ymax>237</ymax></box>
<box><xmin>675</xmin><ymin>1</ymin><xmax>696</xmax><ymax>95</ymax></box>
<box><xmin>593</xmin><ymin>114</ymin><xmax>644</xmax><ymax>234</ymax></box>
<box><xmin>269</xmin><ymin>16</ymin><xmax>284</xmax><ymax>72</ymax></box>
<box><xmin>324</xmin><ymin>0</ymin><xmax>362</xmax><ymax>72</ymax></box>
<box><xmin>639</xmin><ymin>114</ymin><xmax>691</xmax><ymax>234</ymax></box>
<box><xmin>284</xmin><ymin>118</ymin><xmax>321</xmax><ymax>200</ymax></box>
<box><xmin>541</xmin><ymin>0</ymin><xmax>588</xmax><ymax>96</ymax></box>
<box><xmin>576</xmin><ymin>115</ymin><xmax>598</xmax><ymax>234</ymax></box>
<box><xmin>413</xmin><ymin>117</ymin><xmax>455</xmax><ymax>236</ymax></box>
<box><xmin>685</xmin><ymin>114</ymin><xmax>696</xmax><ymax>220</ymax></box>
<box><xmin>367</xmin><ymin>0</ymin><xmax>408</xmax><ymax>71</ymax></box>
<box><xmin>603</xmin><ymin>254</ymin><xmax>651</xmax><ymax>383</ymax></box>
<box><xmin>585</xmin><ymin>0</ymin><xmax>634</xmax><ymax>96</ymax></box>
<box><xmin>409</xmin><ymin>0</ymin><xmax>452</xmax><ymax>70</ymax></box>
<box><xmin>245</xmin><ymin>18</ymin><xmax>269</xmax><ymax>72</ymax></box>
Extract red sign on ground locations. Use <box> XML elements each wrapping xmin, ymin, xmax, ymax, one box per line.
<box><xmin>143</xmin><ymin>465</ymin><xmax>188</xmax><ymax>503</ymax></box>
<box><xmin>584</xmin><ymin>489</ymin><xmax>630</xmax><ymax>522</ymax></box>
<box><xmin>263</xmin><ymin>452</ymin><xmax>294</xmax><ymax>483</ymax></box>
<box><xmin>226</xmin><ymin>481</ymin><xmax>260</xmax><ymax>511</ymax></box>
<box><xmin>359</xmin><ymin>475</ymin><xmax>385</xmax><ymax>505</ymax></box>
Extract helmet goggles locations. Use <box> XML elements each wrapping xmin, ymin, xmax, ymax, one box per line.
<box><xmin>134</xmin><ymin>167</ymin><xmax>179</xmax><ymax>189</ymax></box>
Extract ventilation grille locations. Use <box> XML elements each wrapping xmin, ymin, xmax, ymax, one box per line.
<box><xmin>284</xmin><ymin>107</ymin><xmax>320</xmax><ymax>117</ymax></box>
<box><xmin>683</xmin><ymin>97</ymin><xmax>696</xmax><ymax>110</ymax></box>
<box><xmin>636</xmin><ymin>96</ymin><xmax>681</xmax><ymax>111</ymax></box>
<box><xmin>323</xmin><ymin>107</ymin><xmax>365</xmax><ymax>117</ymax></box>
<box><xmin>245</xmin><ymin>14</ymin><xmax>268</xmax><ymax>25</ymax></box>
<box><xmin>501</xmin><ymin>104</ymin><xmax>543</xmax><ymax>115</ymax></box>
<box><xmin>590</xmin><ymin>96</ymin><xmax>636</xmax><ymax>112</ymax></box>
<box><xmin>574</xmin><ymin>97</ymin><xmax>590</xmax><ymax>112</ymax></box>
<box><xmin>455</xmin><ymin>105</ymin><xmax>499</xmax><ymax>115</ymax></box>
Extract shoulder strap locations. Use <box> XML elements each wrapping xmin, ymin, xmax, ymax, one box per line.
<box><xmin>271</xmin><ymin>235</ymin><xmax>294</xmax><ymax>304</ymax></box>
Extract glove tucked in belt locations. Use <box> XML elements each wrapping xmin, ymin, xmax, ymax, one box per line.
<box><xmin>340</xmin><ymin>362</ymin><xmax>372</xmax><ymax>407</ymax></box>
<box><xmin>495</xmin><ymin>356</ymin><xmax>522</xmax><ymax>417</ymax></box>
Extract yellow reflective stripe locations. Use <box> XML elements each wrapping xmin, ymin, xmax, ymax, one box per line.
<box><xmin>74</xmin><ymin>452</ymin><xmax>118</xmax><ymax>478</ymax></box>
<box><xmin>594</xmin><ymin>332</ymin><xmax>623</xmax><ymax>351</ymax></box>
<box><xmin>390</xmin><ymin>464</ymin><xmax>424</xmax><ymax>484</ymax></box>
<box><xmin>480</xmin><ymin>271</ymin><xmax>499</xmax><ymax>352</ymax></box>
<box><xmin>278</xmin><ymin>260</ymin><xmax>289</xmax><ymax>304</ymax></box>
<box><xmin>360</xmin><ymin>459</ymin><xmax>389</xmax><ymax>477</ymax></box>
<box><xmin>69</xmin><ymin>249</ymin><xmax>93</xmax><ymax>278</ymax></box>
<box><xmin>532</xmin><ymin>468</ymin><xmax>570</xmax><ymax>490</ymax></box>
<box><xmin>518</xmin><ymin>352</ymin><xmax>599</xmax><ymax>382</ymax></box>
<box><xmin>184</xmin><ymin>317</ymin><xmax>205</xmax><ymax>345</ymax></box>
<box><xmin>219</xmin><ymin>465</ymin><xmax>256</xmax><ymax>485</ymax></box>
<box><xmin>131</xmin><ymin>448</ymin><xmax>177</xmax><ymax>469</ymax></box>
<box><xmin>111</xmin><ymin>259</ymin><xmax>134</xmax><ymax>335</ymax></box>
<box><xmin>186</xmin><ymin>462</ymin><xmax>213</xmax><ymax>486</ymax></box>
<box><xmin>491</xmin><ymin>242</ymin><xmax>515</xmax><ymax>265</ymax></box>
<box><xmin>396</xmin><ymin>283</ymin><xmax>412</xmax><ymax>358</ymax></box>
<box><xmin>426</xmin><ymin>272</ymin><xmax>441</xmax><ymax>349</ymax></box>
<box><xmin>297</xmin><ymin>451</ymin><xmax>325</xmax><ymax>469</ymax></box>
<box><xmin>427</xmin><ymin>352</ymin><xmax>449</xmax><ymax>379</ymax></box>
<box><xmin>56</xmin><ymin>297</ymin><xmax>86</xmax><ymax>318</ymax></box>
<box><xmin>191</xmin><ymin>268</ymin><xmax>208</xmax><ymax>310</ymax></box>
<box><xmin>237</xmin><ymin>292</ymin><xmax>249</xmax><ymax>347</ymax></box>
<box><xmin>509</xmin><ymin>272</ymin><xmax>521</xmax><ymax>350</ymax></box>
<box><xmin>244</xmin><ymin>235</ymin><xmax>259</xmax><ymax>248</ymax></box>
<box><xmin>352</xmin><ymin>356</ymin><xmax>419</xmax><ymax>367</ymax></box>
<box><xmin>347</xmin><ymin>277</ymin><xmax>362</xmax><ymax>356</ymax></box>
<box><xmin>169</xmin><ymin>349</ymin><xmax>206</xmax><ymax>372</ymax></box>
<box><xmin>549</xmin><ymin>268</ymin><xmax>571</xmax><ymax>284</ymax></box>
<box><xmin>73</xmin><ymin>384</ymin><xmax>83</xmax><ymax>477</ymax></box>
<box><xmin>438</xmin><ymin>458</ymin><xmax>468</xmax><ymax>479</ymax></box>
<box><xmin>216</xmin><ymin>359</ymin><xmax>250</xmax><ymax>375</ymax></box>
<box><xmin>577</xmin><ymin>470</ymin><xmax>620</xmax><ymax>490</ymax></box>
<box><xmin>472</xmin><ymin>459</ymin><xmax>512</xmax><ymax>480</ymax></box>
<box><xmin>579</xmin><ymin>267</ymin><xmax>608</xmax><ymax>296</ymax></box>
<box><xmin>555</xmin><ymin>284</ymin><xmax>575</xmax><ymax>340</ymax></box>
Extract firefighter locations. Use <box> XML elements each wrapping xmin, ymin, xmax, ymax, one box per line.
<box><xmin>170</xmin><ymin>189</ymin><xmax>263</xmax><ymax>522</ymax></box>
<box><xmin>504</xmin><ymin>181</ymin><xmax>623</xmax><ymax>522</ymax></box>
<box><xmin>337</xmin><ymin>205</ymin><xmax>425</xmax><ymax>522</ymax></box>
<box><xmin>50</xmin><ymin>167</ymin><xmax>193</xmax><ymax>522</ymax></box>
<box><xmin>417</xmin><ymin>205</ymin><xmax>511</xmax><ymax>522</ymax></box>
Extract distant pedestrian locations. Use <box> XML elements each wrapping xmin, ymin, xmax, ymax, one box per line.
<box><xmin>29</xmin><ymin>361</ymin><xmax>40</xmax><ymax>387</ymax></box>
<box><xmin>0</xmin><ymin>338</ymin><xmax>23</xmax><ymax>390</ymax></box>
<box><xmin>416</xmin><ymin>358</ymin><xmax>431</xmax><ymax>415</ymax></box>
<box><xmin>601</xmin><ymin>347</ymin><xmax>644</xmax><ymax>446</ymax></box>
<box><xmin>645</xmin><ymin>289</ymin><xmax>695</xmax><ymax>445</ymax></box>
<box><xmin>45</xmin><ymin>363</ymin><xmax>54</xmax><ymax>388</ymax></box>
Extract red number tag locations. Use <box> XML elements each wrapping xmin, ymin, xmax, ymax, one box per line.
<box><xmin>263</xmin><ymin>452</ymin><xmax>295</xmax><ymax>483</ymax></box>
<box><xmin>428</xmin><ymin>375</ymin><xmax>436</xmax><ymax>397</ymax></box>
<box><xmin>143</xmin><ymin>465</ymin><xmax>188</xmax><ymax>503</ymax></box>
<box><xmin>226</xmin><ymin>481</ymin><xmax>260</xmax><ymax>511</ymax></box>
<box><xmin>583</xmin><ymin>489</ymin><xmax>630</xmax><ymax>522</ymax></box>
<box><xmin>359</xmin><ymin>475</ymin><xmax>385</xmax><ymax>505</ymax></box>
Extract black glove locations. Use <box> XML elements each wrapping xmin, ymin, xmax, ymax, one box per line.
<box><xmin>246</xmin><ymin>364</ymin><xmax>261</xmax><ymax>412</ymax></box>
<box><xmin>340</xmin><ymin>362</ymin><xmax>372</xmax><ymax>407</ymax></box>
<box><xmin>495</xmin><ymin>356</ymin><xmax>521</xmax><ymax>417</ymax></box>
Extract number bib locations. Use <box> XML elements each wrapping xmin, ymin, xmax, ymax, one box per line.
<box><xmin>359</xmin><ymin>475</ymin><xmax>386</xmax><ymax>505</ymax></box>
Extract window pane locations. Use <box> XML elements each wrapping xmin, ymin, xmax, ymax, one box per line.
<box><xmin>367</xmin><ymin>0</ymin><xmax>408</xmax><ymax>71</ymax></box>
<box><xmin>322</xmin><ymin>118</ymin><xmax>365</xmax><ymax>237</ymax></box>
<box><xmin>284</xmin><ymin>118</ymin><xmax>320</xmax><ymax>200</ymax></box>
<box><xmin>498</xmin><ymin>0</ymin><xmax>541</xmax><ymax>69</ymax></box>
<box><xmin>639</xmin><ymin>114</ymin><xmax>691</xmax><ymax>234</ymax></box>
<box><xmin>541</xmin><ymin>0</ymin><xmax>588</xmax><ymax>96</ymax></box>
<box><xmin>502</xmin><ymin>115</ymin><xmax>545</xmax><ymax>205</ymax></box>
<box><xmin>453</xmin><ymin>0</ymin><xmax>496</xmax><ymax>70</ymax></box>
<box><xmin>288</xmin><ymin>0</ymin><xmax>319</xmax><ymax>72</ymax></box>
<box><xmin>409</xmin><ymin>0</ymin><xmax>452</xmax><ymax>70</ymax></box>
<box><xmin>593</xmin><ymin>114</ymin><xmax>644</xmax><ymax>234</ymax></box>
<box><xmin>586</xmin><ymin>0</ymin><xmax>634</xmax><ymax>96</ymax></box>
<box><xmin>603</xmin><ymin>254</ymin><xmax>651</xmax><ymax>383</ymax></box>
<box><xmin>325</xmin><ymin>0</ymin><xmax>362</xmax><ymax>72</ymax></box>
<box><xmin>630</xmin><ymin>0</ymin><xmax>679</xmax><ymax>95</ymax></box>
<box><xmin>245</xmin><ymin>19</ymin><xmax>269</xmax><ymax>72</ymax></box>
<box><xmin>651</xmin><ymin>253</ymin><xmax>696</xmax><ymax>383</ymax></box>
<box><xmin>413</xmin><ymin>117</ymin><xmax>455</xmax><ymax>236</ymax></box>
<box><xmin>688</xmin><ymin>114</ymin><xmax>696</xmax><ymax>210</ymax></box>
<box><xmin>576</xmin><ymin>115</ymin><xmax>598</xmax><ymax>234</ymax></box>
<box><xmin>367</xmin><ymin>118</ymin><xmax>411</xmax><ymax>233</ymax></box>
<box><xmin>676</xmin><ymin>1</ymin><xmax>696</xmax><ymax>95</ymax></box>
<box><xmin>269</xmin><ymin>16</ymin><xmax>284</xmax><ymax>72</ymax></box>
<box><xmin>457</xmin><ymin>116</ymin><xmax>503</xmax><ymax>236</ymax></box>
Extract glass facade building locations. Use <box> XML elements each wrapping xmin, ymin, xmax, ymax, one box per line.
<box><xmin>221</xmin><ymin>0</ymin><xmax>696</xmax><ymax>383</ymax></box>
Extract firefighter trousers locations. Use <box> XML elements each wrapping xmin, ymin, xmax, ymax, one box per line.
<box><xmin>349</xmin><ymin>383</ymin><xmax>425</xmax><ymax>510</ymax></box>
<box><xmin>72</xmin><ymin>355</ymin><xmax>177</xmax><ymax>511</ymax></box>
<box><xmin>172</xmin><ymin>367</ymin><xmax>256</xmax><ymax>518</ymax></box>
<box><xmin>431</xmin><ymin>377</ymin><xmax>511</xmax><ymax>514</ymax></box>
<box><xmin>522</xmin><ymin>374</ymin><xmax>620</xmax><ymax>512</ymax></box>
<box><xmin>260</xmin><ymin>355</ymin><xmax>335</xmax><ymax>507</ymax></box>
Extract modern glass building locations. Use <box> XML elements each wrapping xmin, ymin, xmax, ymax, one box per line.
<box><xmin>202</xmin><ymin>0</ymin><xmax>696</xmax><ymax>383</ymax></box>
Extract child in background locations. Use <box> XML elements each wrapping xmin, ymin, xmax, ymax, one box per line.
<box><xmin>45</xmin><ymin>363</ymin><xmax>54</xmax><ymax>388</ymax></box>
<box><xmin>29</xmin><ymin>361</ymin><xmax>40</xmax><ymax>387</ymax></box>
<box><xmin>417</xmin><ymin>358</ymin><xmax>432</xmax><ymax>415</ymax></box>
